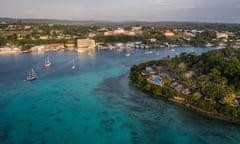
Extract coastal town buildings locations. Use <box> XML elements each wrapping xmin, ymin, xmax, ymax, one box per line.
<box><xmin>77</xmin><ymin>39</ymin><xmax>96</xmax><ymax>52</ymax></box>
<box><xmin>103</xmin><ymin>27</ymin><xmax>136</xmax><ymax>36</ymax></box>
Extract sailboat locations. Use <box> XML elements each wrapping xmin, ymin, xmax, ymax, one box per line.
<box><xmin>44</xmin><ymin>56</ymin><xmax>51</xmax><ymax>67</ymax></box>
<box><xmin>72</xmin><ymin>59</ymin><xmax>76</xmax><ymax>70</ymax></box>
<box><xmin>27</xmin><ymin>68</ymin><xmax>37</xmax><ymax>81</ymax></box>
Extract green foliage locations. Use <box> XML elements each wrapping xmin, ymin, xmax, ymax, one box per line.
<box><xmin>94</xmin><ymin>35</ymin><xmax>145</xmax><ymax>43</ymax></box>
<box><xmin>0</xmin><ymin>36</ymin><xmax>6</xmax><ymax>47</ymax></box>
<box><xmin>188</xmin><ymin>92</ymin><xmax>202</xmax><ymax>102</ymax></box>
<box><xmin>190</xmin><ymin>30</ymin><xmax>216</xmax><ymax>46</ymax></box>
<box><xmin>129</xmin><ymin>47</ymin><xmax>240</xmax><ymax>119</ymax></box>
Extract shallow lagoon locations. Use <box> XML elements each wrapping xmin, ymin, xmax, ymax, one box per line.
<box><xmin>0</xmin><ymin>47</ymin><xmax>240</xmax><ymax>144</ymax></box>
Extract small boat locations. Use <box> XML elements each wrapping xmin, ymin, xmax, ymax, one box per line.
<box><xmin>144</xmin><ymin>51</ymin><xmax>153</xmax><ymax>55</ymax></box>
<box><xmin>44</xmin><ymin>56</ymin><xmax>51</xmax><ymax>67</ymax></box>
<box><xmin>72</xmin><ymin>60</ymin><xmax>76</xmax><ymax>69</ymax></box>
<box><xmin>27</xmin><ymin>68</ymin><xmax>37</xmax><ymax>81</ymax></box>
<box><xmin>125</xmin><ymin>53</ymin><xmax>131</xmax><ymax>57</ymax></box>
<box><xmin>205</xmin><ymin>43</ymin><xmax>214</xmax><ymax>47</ymax></box>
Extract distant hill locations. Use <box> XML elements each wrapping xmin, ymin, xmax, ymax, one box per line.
<box><xmin>1</xmin><ymin>17</ymin><xmax>240</xmax><ymax>31</ymax></box>
<box><xmin>0</xmin><ymin>18</ymin><xmax>111</xmax><ymax>25</ymax></box>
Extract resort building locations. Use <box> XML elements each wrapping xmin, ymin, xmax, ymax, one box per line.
<box><xmin>77</xmin><ymin>39</ymin><xmax>96</xmax><ymax>52</ymax></box>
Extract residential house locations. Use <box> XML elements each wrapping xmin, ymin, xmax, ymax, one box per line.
<box><xmin>164</xmin><ymin>30</ymin><xmax>175</xmax><ymax>37</ymax></box>
<box><xmin>104</xmin><ymin>31</ymin><xmax>113</xmax><ymax>36</ymax></box>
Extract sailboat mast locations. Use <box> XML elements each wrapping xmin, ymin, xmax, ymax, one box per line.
<box><xmin>32</xmin><ymin>68</ymin><xmax>37</xmax><ymax>78</ymax></box>
<box><xmin>28</xmin><ymin>71</ymin><xmax>31</xmax><ymax>78</ymax></box>
<box><xmin>47</xmin><ymin>56</ymin><xmax>50</xmax><ymax>63</ymax></box>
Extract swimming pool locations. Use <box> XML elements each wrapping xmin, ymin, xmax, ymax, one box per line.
<box><xmin>152</xmin><ymin>77</ymin><xmax>161</xmax><ymax>83</ymax></box>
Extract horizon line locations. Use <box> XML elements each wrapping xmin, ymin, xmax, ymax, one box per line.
<box><xmin>1</xmin><ymin>17</ymin><xmax>240</xmax><ymax>25</ymax></box>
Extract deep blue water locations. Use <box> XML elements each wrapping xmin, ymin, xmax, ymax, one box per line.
<box><xmin>0</xmin><ymin>47</ymin><xmax>240</xmax><ymax>144</ymax></box>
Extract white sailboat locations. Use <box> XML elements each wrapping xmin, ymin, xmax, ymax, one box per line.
<box><xmin>27</xmin><ymin>68</ymin><xmax>37</xmax><ymax>81</ymax></box>
<box><xmin>44</xmin><ymin>56</ymin><xmax>51</xmax><ymax>67</ymax></box>
<box><xmin>72</xmin><ymin>59</ymin><xmax>76</xmax><ymax>70</ymax></box>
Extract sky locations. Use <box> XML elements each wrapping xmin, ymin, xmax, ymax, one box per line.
<box><xmin>0</xmin><ymin>0</ymin><xmax>240</xmax><ymax>23</ymax></box>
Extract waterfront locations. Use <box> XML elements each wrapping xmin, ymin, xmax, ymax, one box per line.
<box><xmin>0</xmin><ymin>47</ymin><xmax>240</xmax><ymax>144</ymax></box>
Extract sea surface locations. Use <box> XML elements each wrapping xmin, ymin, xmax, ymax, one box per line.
<box><xmin>0</xmin><ymin>47</ymin><xmax>240</xmax><ymax>144</ymax></box>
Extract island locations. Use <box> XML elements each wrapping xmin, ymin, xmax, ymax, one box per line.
<box><xmin>129</xmin><ymin>47</ymin><xmax>240</xmax><ymax>123</ymax></box>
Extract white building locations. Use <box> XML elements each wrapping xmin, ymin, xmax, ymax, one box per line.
<box><xmin>113</xmin><ymin>28</ymin><xmax>125</xmax><ymax>35</ymax></box>
<box><xmin>217</xmin><ymin>33</ymin><xmax>228</xmax><ymax>39</ymax></box>
<box><xmin>131</xmin><ymin>26</ymin><xmax>142</xmax><ymax>31</ymax></box>
<box><xmin>31</xmin><ymin>46</ymin><xmax>45</xmax><ymax>52</ymax></box>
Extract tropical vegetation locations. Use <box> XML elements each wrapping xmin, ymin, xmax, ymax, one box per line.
<box><xmin>129</xmin><ymin>47</ymin><xmax>240</xmax><ymax>121</ymax></box>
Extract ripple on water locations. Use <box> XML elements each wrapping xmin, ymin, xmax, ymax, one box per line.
<box><xmin>43</xmin><ymin>126</ymin><xmax>51</xmax><ymax>132</ymax></box>
<box><xmin>0</xmin><ymin>130</ymin><xmax>8</xmax><ymax>142</ymax></box>
<box><xmin>55</xmin><ymin>118</ymin><xmax>63</xmax><ymax>122</ymax></box>
<box><xmin>64</xmin><ymin>138</ymin><xmax>69</xmax><ymax>143</ymax></box>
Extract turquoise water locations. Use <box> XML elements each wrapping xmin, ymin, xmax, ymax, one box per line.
<box><xmin>0</xmin><ymin>47</ymin><xmax>240</xmax><ymax>144</ymax></box>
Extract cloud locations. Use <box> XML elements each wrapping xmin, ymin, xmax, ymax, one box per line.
<box><xmin>0</xmin><ymin>0</ymin><xmax>239</xmax><ymax>23</ymax></box>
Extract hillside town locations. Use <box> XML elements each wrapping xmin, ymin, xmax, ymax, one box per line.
<box><xmin>0</xmin><ymin>21</ymin><xmax>240</xmax><ymax>54</ymax></box>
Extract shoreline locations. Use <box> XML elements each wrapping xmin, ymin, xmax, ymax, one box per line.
<box><xmin>0</xmin><ymin>46</ymin><xmax>213</xmax><ymax>56</ymax></box>
<box><xmin>139</xmin><ymin>83</ymin><xmax>240</xmax><ymax>125</ymax></box>
<box><xmin>167</xmin><ymin>97</ymin><xmax>240</xmax><ymax>124</ymax></box>
<box><xmin>0</xmin><ymin>48</ymin><xmax>75</xmax><ymax>55</ymax></box>
<box><xmin>137</xmin><ymin>85</ymin><xmax>240</xmax><ymax>124</ymax></box>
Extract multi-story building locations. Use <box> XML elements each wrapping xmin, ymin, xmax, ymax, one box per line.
<box><xmin>77</xmin><ymin>39</ymin><xmax>96</xmax><ymax>52</ymax></box>
<box><xmin>217</xmin><ymin>33</ymin><xmax>228</xmax><ymax>39</ymax></box>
